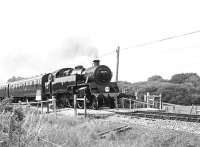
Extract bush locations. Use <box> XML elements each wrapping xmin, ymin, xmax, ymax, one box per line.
<box><xmin>0</xmin><ymin>97</ymin><xmax>13</xmax><ymax>112</ymax></box>
<box><xmin>119</xmin><ymin>73</ymin><xmax>200</xmax><ymax>105</ymax></box>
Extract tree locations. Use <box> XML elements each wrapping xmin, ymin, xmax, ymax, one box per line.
<box><xmin>170</xmin><ymin>73</ymin><xmax>200</xmax><ymax>87</ymax></box>
<box><xmin>185</xmin><ymin>73</ymin><xmax>200</xmax><ymax>87</ymax></box>
<box><xmin>148</xmin><ymin>75</ymin><xmax>164</xmax><ymax>82</ymax></box>
<box><xmin>118</xmin><ymin>72</ymin><xmax>200</xmax><ymax>105</ymax></box>
<box><xmin>7</xmin><ymin>76</ymin><xmax>24</xmax><ymax>82</ymax></box>
<box><xmin>170</xmin><ymin>73</ymin><xmax>186</xmax><ymax>84</ymax></box>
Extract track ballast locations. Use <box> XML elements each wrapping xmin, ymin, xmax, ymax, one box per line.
<box><xmin>112</xmin><ymin>110</ymin><xmax>200</xmax><ymax>123</ymax></box>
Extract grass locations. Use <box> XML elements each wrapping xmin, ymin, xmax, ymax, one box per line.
<box><xmin>1</xmin><ymin>101</ymin><xmax>200</xmax><ymax>147</ymax></box>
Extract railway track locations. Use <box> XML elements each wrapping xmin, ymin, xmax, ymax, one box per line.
<box><xmin>110</xmin><ymin>110</ymin><xmax>200</xmax><ymax>123</ymax></box>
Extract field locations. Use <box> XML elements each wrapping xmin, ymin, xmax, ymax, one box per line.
<box><xmin>1</xmin><ymin>103</ymin><xmax>200</xmax><ymax>147</ymax></box>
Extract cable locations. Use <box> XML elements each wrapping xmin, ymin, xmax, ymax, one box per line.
<box><xmin>123</xmin><ymin>29</ymin><xmax>200</xmax><ymax>50</ymax></box>
<box><xmin>99</xmin><ymin>29</ymin><xmax>200</xmax><ymax>58</ymax></box>
<box><xmin>99</xmin><ymin>51</ymin><xmax>116</xmax><ymax>58</ymax></box>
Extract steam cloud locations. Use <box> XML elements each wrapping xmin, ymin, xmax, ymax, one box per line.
<box><xmin>57</xmin><ymin>37</ymin><xmax>99</xmax><ymax>59</ymax></box>
<box><xmin>1</xmin><ymin>37</ymin><xmax>99</xmax><ymax>81</ymax></box>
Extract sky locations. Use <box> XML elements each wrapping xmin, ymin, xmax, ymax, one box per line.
<box><xmin>0</xmin><ymin>0</ymin><xmax>200</xmax><ymax>83</ymax></box>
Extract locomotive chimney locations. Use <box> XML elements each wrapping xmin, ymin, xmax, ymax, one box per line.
<box><xmin>93</xmin><ymin>59</ymin><xmax>100</xmax><ymax>67</ymax></box>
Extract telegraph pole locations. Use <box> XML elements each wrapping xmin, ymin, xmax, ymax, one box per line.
<box><xmin>116</xmin><ymin>46</ymin><xmax>120</xmax><ymax>82</ymax></box>
<box><xmin>115</xmin><ymin>46</ymin><xmax>120</xmax><ymax>108</ymax></box>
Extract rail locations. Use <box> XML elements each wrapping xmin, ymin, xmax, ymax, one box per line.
<box><xmin>114</xmin><ymin>111</ymin><xmax>200</xmax><ymax>123</ymax></box>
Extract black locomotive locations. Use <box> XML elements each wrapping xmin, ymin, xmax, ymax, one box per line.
<box><xmin>0</xmin><ymin>60</ymin><xmax>119</xmax><ymax>109</ymax></box>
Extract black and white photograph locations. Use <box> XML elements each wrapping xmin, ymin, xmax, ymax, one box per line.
<box><xmin>1</xmin><ymin>0</ymin><xmax>200</xmax><ymax>146</ymax></box>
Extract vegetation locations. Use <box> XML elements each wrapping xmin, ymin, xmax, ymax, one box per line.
<box><xmin>1</xmin><ymin>103</ymin><xmax>200</xmax><ymax>147</ymax></box>
<box><xmin>118</xmin><ymin>73</ymin><xmax>200</xmax><ymax>105</ymax></box>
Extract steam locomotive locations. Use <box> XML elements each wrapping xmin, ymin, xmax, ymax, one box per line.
<box><xmin>0</xmin><ymin>60</ymin><xmax>119</xmax><ymax>109</ymax></box>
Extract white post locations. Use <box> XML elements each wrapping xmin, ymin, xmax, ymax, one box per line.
<box><xmin>195</xmin><ymin>105</ymin><xmax>198</xmax><ymax>115</ymax></box>
<box><xmin>41</xmin><ymin>101</ymin><xmax>43</xmax><ymax>114</ymax></box>
<box><xmin>122</xmin><ymin>98</ymin><xmax>125</xmax><ymax>108</ymax></box>
<box><xmin>115</xmin><ymin>96</ymin><xmax>118</xmax><ymax>109</ymax></box>
<box><xmin>47</xmin><ymin>100</ymin><xmax>49</xmax><ymax>113</ymax></box>
<box><xmin>84</xmin><ymin>96</ymin><xmax>87</xmax><ymax>118</ymax></box>
<box><xmin>152</xmin><ymin>96</ymin><xmax>155</xmax><ymax>108</ymax></box>
<box><xmin>147</xmin><ymin>92</ymin><xmax>150</xmax><ymax>108</ymax></box>
<box><xmin>74</xmin><ymin>94</ymin><xmax>77</xmax><ymax>117</ymax></box>
<box><xmin>159</xmin><ymin>94</ymin><xmax>162</xmax><ymax>110</ymax></box>
<box><xmin>144</xmin><ymin>95</ymin><xmax>146</xmax><ymax>108</ymax></box>
<box><xmin>52</xmin><ymin>96</ymin><xmax>57</xmax><ymax>117</ymax></box>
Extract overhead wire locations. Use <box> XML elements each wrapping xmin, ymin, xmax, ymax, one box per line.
<box><xmin>99</xmin><ymin>29</ymin><xmax>200</xmax><ymax>58</ymax></box>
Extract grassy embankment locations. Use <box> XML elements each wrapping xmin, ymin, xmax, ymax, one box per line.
<box><xmin>0</xmin><ymin>101</ymin><xmax>200</xmax><ymax>147</ymax></box>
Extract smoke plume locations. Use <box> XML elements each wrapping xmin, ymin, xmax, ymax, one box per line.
<box><xmin>1</xmin><ymin>37</ymin><xmax>99</xmax><ymax>81</ymax></box>
<box><xmin>58</xmin><ymin>37</ymin><xmax>99</xmax><ymax>59</ymax></box>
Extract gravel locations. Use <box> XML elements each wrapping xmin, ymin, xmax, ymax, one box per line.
<box><xmin>54</xmin><ymin>108</ymin><xmax>200</xmax><ymax>135</ymax></box>
<box><xmin>106</xmin><ymin>114</ymin><xmax>200</xmax><ymax>135</ymax></box>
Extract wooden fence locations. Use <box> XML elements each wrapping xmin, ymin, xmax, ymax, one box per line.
<box><xmin>74</xmin><ymin>94</ymin><xmax>87</xmax><ymax>118</ymax></box>
<box><xmin>12</xmin><ymin>98</ymin><xmax>57</xmax><ymax>114</ymax></box>
<box><xmin>120</xmin><ymin>97</ymin><xmax>162</xmax><ymax>110</ymax></box>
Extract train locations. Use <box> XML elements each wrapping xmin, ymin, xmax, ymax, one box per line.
<box><xmin>0</xmin><ymin>60</ymin><xmax>119</xmax><ymax>109</ymax></box>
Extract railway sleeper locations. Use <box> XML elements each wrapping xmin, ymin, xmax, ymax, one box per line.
<box><xmin>187</xmin><ymin>117</ymin><xmax>199</xmax><ymax>122</ymax></box>
<box><xmin>162</xmin><ymin>115</ymin><xmax>170</xmax><ymax>120</ymax></box>
<box><xmin>133</xmin><ymin>113</ymin><xmax>145</xmax><ymax>117</ymax></box>
<box><xmin>168</xmin><ymin>116</ymin><xmax>177</xmax><ymax>120</ymax></box>
<box><xmin>146</xmin><ymin>114</ymin><xmax>158</xmax><ymax>118</ymax></box>
<box><xmin>99</xmin><ymin>126</ymin><xmax>132</xmax><ymax>139</ymax></box>
<box><xmin>176</xmin><ymin>116</ymin><xmax>188</xmax><ymax>121</ymax></box>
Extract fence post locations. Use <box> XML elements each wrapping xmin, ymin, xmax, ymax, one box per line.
<box><xmin>159</xmin><ymin>94</ymin><xmax>162</xmax><ymax>110</ymax></box>
<box><xmin>147</xmin><ymin>93</ymin><xmax>150</xmax><ymax>108</ymax></box>
<box><xmin>84</xmin><ymin>96</ymin><xmax>87</xmax><ymax>118</ymax></box>
<box><xmin>47</xmin><ymin>101</ymin><xmax>49</xmax><ymax>113</ymax></box>
<box><xmin>37</xmin><ymin>101</ymin><xmax>39</xmax><ymax>113</ymax></box>
<box><xmin>74</xmin><ymin>94</ymin><xmax>77</xmax><ymax>117</ymax></box>
<box><xmin>152</xmin><ymin>96</ymin><xmax>155</xmax><ymax>108</ymax></box>
<box><xmin>52</xmin><ymin>96</ymin><xmax>57</xmax><ymax>117</ymax></box>
<box><xmin>190</xmin><ymin>105</ymin><xmax>194</xmax><ymax>115</ymax></box>
<box><xmin>41</xmin><ymin>101</ymin><xmax>43</xmax><ymax>114</ymax></box>
<box><xmin>173</xmin><ymin>105</ymin><xmax>175</xmax><ymax>113</ymax></box>
<box><xmin>129</xmin><ymin>99</ymin><xmax>131</xmax><ymax>109</ymax></box>
<box><xmin>18</xmin><ymin>101</ymin><xmax>21</xmax><ymax>106</ymax></box>
<box><xmin>195</xmin><ymin>106</ymin><xmax>198</xmax><ymax>115</ymax></box>
<box><xmin>122</xmin><ymin>98</ymin><xmax>125</xmax><ymax>108</ymax></box>
<box><xmin>115</xmin><ymin>96</ymin><xmax>118</xmax><ymax>109</ymax></box>
<box><xmin>26</xmin><ymin>99</ymin><xmax>30</xmax><ymax>109</ymax></box>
